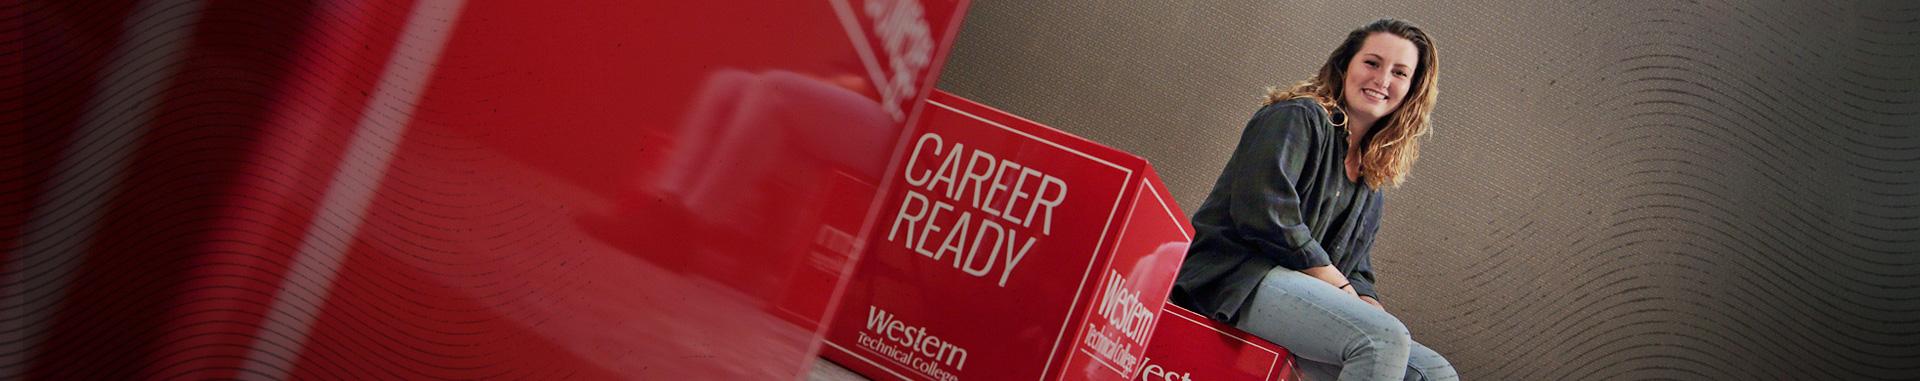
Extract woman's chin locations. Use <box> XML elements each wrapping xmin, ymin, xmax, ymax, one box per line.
<box><xmin>1344</xmin><ymin>101</ymin><xmax>1387</xmax><ymax>122</ymax></box>
<box><xmin>1351</xmin><ymin>110</ymin><xmax>1384</xmax><ymax>125</ymax></box>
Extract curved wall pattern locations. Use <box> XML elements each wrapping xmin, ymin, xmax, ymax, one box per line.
<box><xmin>936</xmin><ymin>1</ymin><xmax>1919</xmax><ymax>379</ymax></box>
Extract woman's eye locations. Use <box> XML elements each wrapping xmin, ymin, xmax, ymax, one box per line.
<box><xmin>1394</xmin><ymin>71</ymin><xmax>1408</xmax><ymax>78</ymax></box>
<box><xmin>1365</xmin><ymin>61</ymin><xmax>1378</xmax><ymax>68</ymax></box>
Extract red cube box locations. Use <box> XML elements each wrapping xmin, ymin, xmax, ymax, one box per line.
<box><xmin>822</xmin><ymin>91</ymin><xmax>1193</xmax><ymax>381</ymax></box>
<box><xmin>1136</xmin><ymin>304</ymin><xmax>1300</xmax><ymax>381</ymax></box>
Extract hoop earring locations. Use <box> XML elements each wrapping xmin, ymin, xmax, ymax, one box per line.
<box><xmin>1329</xmin><ymin>104</ymin><xmax>1348</xmax><ymax>127</ymax></box>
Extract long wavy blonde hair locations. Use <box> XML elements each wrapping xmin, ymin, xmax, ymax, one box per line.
<box><xmin>1265</xmin><ymin>18</ymin><xmax>1438</xmax><ymax>189</ymax></box>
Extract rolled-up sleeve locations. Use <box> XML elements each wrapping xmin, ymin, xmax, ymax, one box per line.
<box><xmin>1224</xmin><ymin>103</ymin><xmax>1332</xmax><ymax>270</ymax></box>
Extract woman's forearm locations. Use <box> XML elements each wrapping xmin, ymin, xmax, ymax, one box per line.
<box><xmin>1301</xmin><ymin>265</ymin><xmax>1349</xmax><ymax>287</ymax></box>
<box><xmin>1300</xmin><ymin>265</ymin><xmax>1362</xmax><ymax>299</ymax></box>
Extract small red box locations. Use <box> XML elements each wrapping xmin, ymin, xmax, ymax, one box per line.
<box><xmin>1135</xmin><ymin>304</ymin><xmax>1299</xmax><ymax>381</ymax></box>
<box><xmin>822</xmin><ymin>91</ymin><xmax>1193</xmax><ymax>381</ymax></box>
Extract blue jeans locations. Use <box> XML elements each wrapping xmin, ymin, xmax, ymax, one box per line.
<box><xmin>1233</xmin><ymin>267</ymin><xmax>1458</xmax><ymax>381</ymax></box>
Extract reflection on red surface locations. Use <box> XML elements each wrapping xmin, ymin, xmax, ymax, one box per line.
<box><xmin>2</xmin><ymin>0</ymin><xmax>967</xmax><ymax>379</ymax></box>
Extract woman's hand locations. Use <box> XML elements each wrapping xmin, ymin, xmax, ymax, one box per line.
<box><xmin>1359</xmin><ymin>295</ymin><xmax>1384</xmax><ymax>310</ymax></box>
<box><xmin>1302</xmin><ymin>265</ymin><xmax>1359</xmax><ymax>299</ymax></box>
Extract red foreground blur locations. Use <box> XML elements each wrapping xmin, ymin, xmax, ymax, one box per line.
<box><xmin>4</xmin><ymin>0</ymin><xmax>966</xmax><ymax>379</ymax></box>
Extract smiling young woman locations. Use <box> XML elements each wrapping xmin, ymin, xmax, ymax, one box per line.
<box><xmin>1169</xmin><ymin>18</ymin><xmax>1453</xmax><ymax>381</ymax></box>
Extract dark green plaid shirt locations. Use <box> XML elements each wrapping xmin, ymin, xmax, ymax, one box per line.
<box><xmin>1172</xmin><ymin>98</ymin><xmax>1385</xmax><ymax>323</ymax></box>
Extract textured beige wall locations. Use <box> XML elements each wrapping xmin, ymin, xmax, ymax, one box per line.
<box><xmin>937</xmin><ymin>1</ymin><xmax>1920</xmax><ymax>379</ymax></box>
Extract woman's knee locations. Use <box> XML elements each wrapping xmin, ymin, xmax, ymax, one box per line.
<box><xmin>1347</xmin><ymin>314</ymin><xmax>1412</xmax><ymax>357</ymax></box>
<box><xmin>1404</xmin><ymin>358</ymin><xmax>1458</xmax><ymax>381</ymax></box>
<box><xmin>1367</xmin><ymin>310</ymin><xmax>1412</xmax><ymax>344</ymax></box>
<box><xmin>1404</xmin><ymin>342</ymin><xmax>1458</xmax><ymax>381</ymax></box>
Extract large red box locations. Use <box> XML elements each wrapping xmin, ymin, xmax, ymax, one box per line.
<box><xmin>822</xmin><ymin>91</ymin><xmax>1193</xmax><ymax>381</ymax></box>
<box><xmin>1135</xmin><ymin>304</ymin><xmax>1299</xmax><ymax>381</ymax></box>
